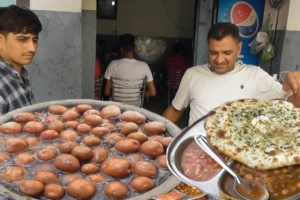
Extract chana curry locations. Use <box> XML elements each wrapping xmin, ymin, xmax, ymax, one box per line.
<box><xmin>221</xmin><ymin>162</ymin><xmax>300</xmax><ymax>200</ymax></box>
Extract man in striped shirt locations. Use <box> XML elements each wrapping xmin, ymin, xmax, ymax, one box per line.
<box><xmin>0</xmin><ymin>5</ymin><xmax>42</xmax><ymax>115</ymax></box>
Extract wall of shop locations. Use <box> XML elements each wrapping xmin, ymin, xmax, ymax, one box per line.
<box><xmin>97</xmin><ymin>0</ymin><xmax>195</xmax><ymax>38</ymax></box>
<box><xmin>82</xmin><ymin>0</ymin><xmax>97</xmax><ymax>98</ymax></box>
<box><xmin>259</xmin><ymin>0</ymin><xmax>290</xmax><ymax>74</ymax></box>
<box><xmin>30</xmin><ymin>1</ymin><xmax>83</xmax><ymax>102</ymax></box>
<box><xmin>261</xmin><ymin>0</ymin><xmax>300</xmax><ymax>74</ymax></box>
<box><xmin>193</xmin><ymin>0</ymin><xmax>213</xmax><ymax>65</ymax></box>
<box><xmin>278</xmin><ymin>0</ymin><xmax>300</xmax><ymax>72</ymax></box>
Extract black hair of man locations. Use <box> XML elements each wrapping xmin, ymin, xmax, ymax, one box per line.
<box><xmin>98</xmin><ymin>39</ymin><xmax>107</xmax><ymax>48</ymax></box>
<box><xmin>0</xmin><ymin>5</ymin><xmax>42</xmax><ymax>36</ymax></box>
<box><xmin>173</xmin><ymin>42</ymin><xmax>185</xmax><ymax>54</ymax></box>
<box><xmin>207</xmin><ymin>22</ymin><xmax>240</xmax><ymax>43</ymax></box>
<box><xmin>119</xmin><ymin>34</ymin><xmax>135</xmax><ymax>52</ymax></box>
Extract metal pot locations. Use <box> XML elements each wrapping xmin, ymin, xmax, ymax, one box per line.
<box><xmin>0</xmin><ymin>99</ymin><xmax>181</xmax><ymax>200</ymax></box>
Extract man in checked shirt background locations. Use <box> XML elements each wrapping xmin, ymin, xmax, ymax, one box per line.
<box><xmin>0</xmin><ymin>5</ymin><xmax>42</xmax><ymax>115</ymax></box>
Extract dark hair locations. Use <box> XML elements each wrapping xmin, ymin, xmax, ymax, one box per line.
<box><xmin>173</xmin><ymin>42</ymin><xmax>185</xmax><ymax>54</ymax></box>
<box><xmin>207</xmin><ymin>22</ymin><xmax>240</xmax><ymax>43</ymax></box>
<box><xmin>0</xmin><ymin>5</ymin><xmax>42</xmax><ymax>35</ymax></box>
<box><xmin>119</xmin><ymin>34</ymin><xmax>135</xmax><ymax>52</ymax></box>
<box><xmin>98</xmin><ymin>39</ymin><xmax>107</xmax><ymax>47</ymax></box>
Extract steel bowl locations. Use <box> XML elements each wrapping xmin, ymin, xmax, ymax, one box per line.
<box><xmin>217</xmin><ymin>165</ymin><xmax>300</xmax><ymax>200</ymax></box>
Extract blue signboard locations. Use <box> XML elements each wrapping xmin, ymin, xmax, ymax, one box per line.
<box><xmin>217</xmin><ymin>0</ymin><xmax>265</xmax><ymax>65</ymax></box>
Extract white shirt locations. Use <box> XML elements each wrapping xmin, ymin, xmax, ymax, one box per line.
<box><xmin>104</xmin><ymin>58</ymin><xmax>153</xmax><ymax>82</ymax></box>
<box><xmin>104</xmin><ymin>58</ymin><xmax>154</xmax><ymax>107</ymax></box>
<box><xmin>172</xmin><ymin>63</ymin><xmax>285</xmax><ymax>125</ymax></box>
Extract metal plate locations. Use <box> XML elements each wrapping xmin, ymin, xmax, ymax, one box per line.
<box><xmin>0</xmin><ymin>99</ymin><xmax>181</xmax><ymax>200</ymax></box>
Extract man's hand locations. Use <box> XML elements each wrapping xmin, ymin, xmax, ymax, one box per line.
<box><xmin>282</xmin><ymin>71</ymin><xmax>300</xmax><ymax>106</ymax></box>
<box><xmin>104</xmin><ymin>78</ymin><xmax>112</xmax><ymax>97</ymax></box>
<box><xmin>283</xmin><ymin>71</ymin><xmax>300</xmax><ymax>94</ymax></box>
<box><xmin>145</xmin><ymin>81</ymin><xmax>157</xmax><ymax>97</ymax></box>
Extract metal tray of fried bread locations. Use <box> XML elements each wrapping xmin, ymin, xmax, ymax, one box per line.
<box><xmin>166</xmin><ymin>112</ymin><xmax>225</xmax><ymax>199</ymax></box>
<box><xmin>167</xmin><ymin>110</ymin><xmax>300</xmax><ymax>200</ymax></box>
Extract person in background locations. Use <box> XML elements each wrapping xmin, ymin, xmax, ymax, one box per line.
<box><xmin>163</xmin><ymin>22</ymin><xmax>300</xmax><ymax>125</ymax></box>
<box><xmin>96</xmin><ymin>39</ymin><xmax>108</xmax><ymax>70</ymax></box>
<box><xmin>104</xmin><ymin>34</ymin><xmax>156</xmax><ymax>104</ymax></box>
<box><xmin>94</xmin><ymin>54</ymin><xmax>102</xmax><ymax>100</ymax></box>
<box><xmin>0</xmin><ymin>5</ymin><xmax>42</xmax><ymax>115</ymax></box>
<box><xmin>163</xmin><ymin>42</ymin><xmax>192</xmax><ymax>104</ymax></box>
<box><xmin>95</xmin><ymin>44</ymin><xmax>102</xmax><ymax>79</ymax></box>
<box><xmin>164</xmin><ymin>42</ymin><xmax>191</xmax><ymax>73</ymax></box>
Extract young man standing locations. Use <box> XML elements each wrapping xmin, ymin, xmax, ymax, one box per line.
<box><xmin>104</xmin><ymin>34</ymin><xmax>156</xmax><ymax>106</ymax></box>
<box><xmin>0</xmin><ymin>5</ymin><xmax>42</xmax><ymax>114</ymax></box>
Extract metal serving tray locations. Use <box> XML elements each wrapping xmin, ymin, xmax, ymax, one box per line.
<box><xmin>167</xmin><ymin>111</ymin><xmax>300</xmax><ymax>200</ymax></box>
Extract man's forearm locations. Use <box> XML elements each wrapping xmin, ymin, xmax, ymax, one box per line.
<box><xmin>163</xmin><ymin>105</ymin><xmax>185</xmax><ymax>123</ymax></box>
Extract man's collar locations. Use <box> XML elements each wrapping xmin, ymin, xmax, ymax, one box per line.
<box><xmin>208</xmin><ymin>62</ymin><xmax>245</xmax><ymax>75</ymax></box>
<box><xmin>0</xmin><ymin>60</ymin><xmax>26</xmax><ymax>78</ymax></box>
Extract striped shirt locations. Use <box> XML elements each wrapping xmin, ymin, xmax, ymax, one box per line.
<box><xmin>0</xmin><ymin>60</ymin><xmax>35</xmax><ymax>115</ymax></box>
